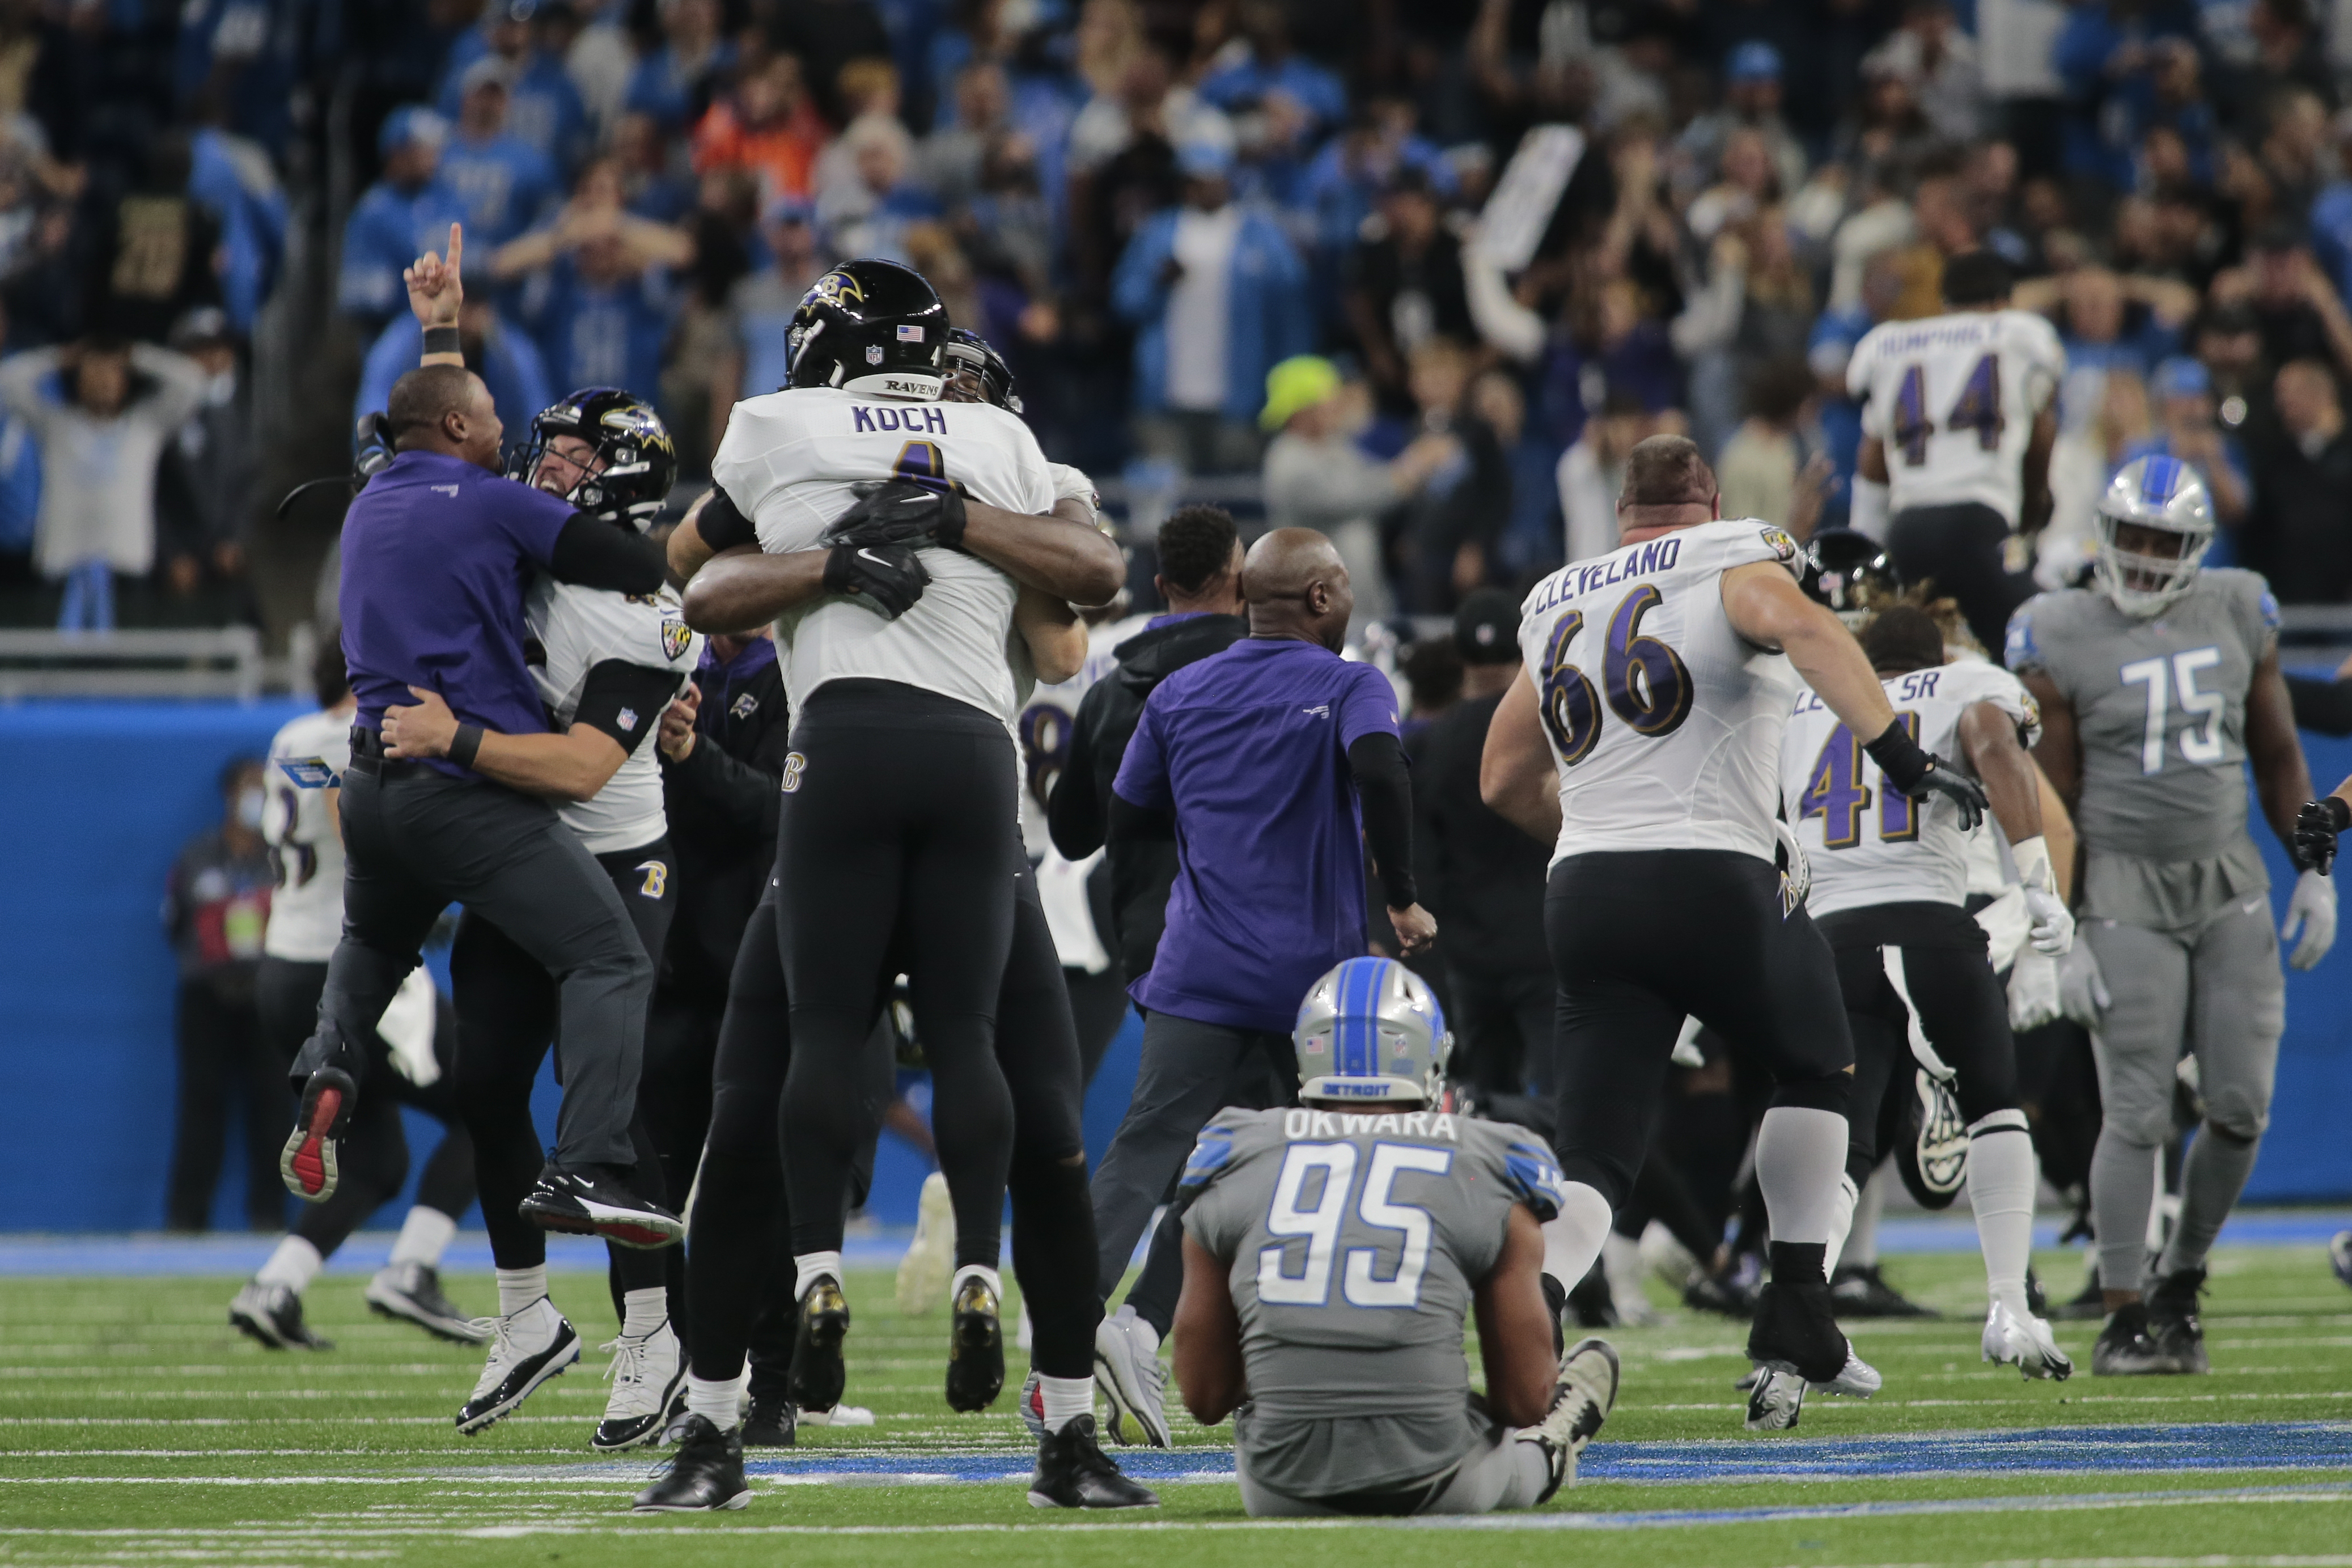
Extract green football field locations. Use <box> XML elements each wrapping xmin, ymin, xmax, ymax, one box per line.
<box><xmin>7</xmin><ymin>1244</ymin><xmax>2352</xmax><ymax>1568</ymax></box>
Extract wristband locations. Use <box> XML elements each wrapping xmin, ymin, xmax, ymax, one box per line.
<box><xmin>822</xmin><ymin>544</ymin><xmax>854</xmax><ymax>595</ymax></box>
<box><xmin>449</xmin><ymin>723</ymin><xmax>484</xmax><ymax>769</ymax></box>
<box><xmin>1862</xmin><ymin>718</ymin><xmax>1931</xmax><ymax>791</ymax></box>
<box><xmin>422</xmin><ymin>326</ymin><xmax>462</xmax><ymax>358</ymax></box>
<box><xmin>2011</xmin><ymin>834</ymin><xmax>2054</xmax><ymax>895</ymax></box>
<box><xmin>934</xmin><ymin>486</ymin><xmax>968</xmax><ymax>549</ymax></box>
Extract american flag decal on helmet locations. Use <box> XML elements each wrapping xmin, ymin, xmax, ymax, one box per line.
<box><xmin>896</xmin><ymin>325</ymin><xmax>924</xmax><ymax>341</ymax></box>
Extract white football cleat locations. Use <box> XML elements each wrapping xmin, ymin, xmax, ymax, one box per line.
<box><xmin>1982</xmin><ymin>1300</ymin><xmax>2074</xmax><ymax>1381</ymax></box>
<box><xmin>1744</xmin><ymin>1366</ymin><xmax>1806</xmax><ymax>1431</ymax></box>
<box><xmin>796</xmin><ymin>1402</ymin><xmax>875</xmax><ymax>1427</ymax></box>
<box><xmin>594</xmin><ymin>1318</ymin><xmax>685</xmax><ymax>1452</ymax></box>
<box><xmin>1601</xmin><ymin>1232</ymin><xmax>1664</xmax><ymax>1326</ymax></box>
<box><xmin>455</xmin><ymin>1298</ymin><xmax>579</xmax><ymax>1435</ymax></box>
<box><xmin>896</xmin><ymin>1171</ymin><xmax>954</xmax><ymax>1316</ymax></box>
<box><xmin>1092</xmin><ymin>1305</ymin><xmax>1171</xmax><ymax>1448</ymax></box>
<box><xmin>1809</xmin><ymin>1348</ymin><xmax>1883</xmax><ymax>1398</ymax></box>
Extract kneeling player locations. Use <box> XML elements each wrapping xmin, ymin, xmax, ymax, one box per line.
<box><xmin>1171</xmin><ymin>959</ymin><xmax>1618</xmax><ymax>1518</ymax></box>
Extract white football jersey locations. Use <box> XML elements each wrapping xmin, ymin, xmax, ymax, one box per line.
<box><xmin>1516</xmin><ymin>518</ymin><xmax>1807</xmax><ymax>866</ymax></box>
<box><xmin>524</xmin><ymin>577</ymin><xmax>703</xmax><ymax>854</ymax></box>
<box><xmin>711</xmin><ymin>385</ymin><xmax>1057</xmax><ymax>724</ymax></box>
<box><xmin>1847</xmin><ymin>308</ymin><xmax>2065</xmax><ymax>526</ymax></box>
<box><xmin>261</xmin><ymin>705</ymin><xmax>354</xmax><ymax>963</ymax></box>
<box><xmin>1782</xmin><ymin>658</ymin><xmax>2039</xmax><ymax>918</ymax></box>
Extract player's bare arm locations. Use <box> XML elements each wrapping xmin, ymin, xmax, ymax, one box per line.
<box><xmin>1858</xmin><ymin>435</ymin><xmax>1887</xmax><ymax>485</ymax></box>
<box><xmin>2020</xmin><ymin>670</ymin><xmax>2083</xmax><ymax>810</ymax></box>
<box><xmin>959</xmin><ymin>497</ymin><xmax>1124</xmax><ymax>606</ymax></box>
<box><xmin>667</xmin><ymin>488</ymin><xmax>719</xmax><ymax>583</ymax></box>
<box><xmin>1015</xmin><ymin>582</ymin><xmax>1086</xmax><ymax>684</ymax></box>
<box><xmin>2022</xmin><ymin>404</ymin><xmax>2058</xmax><ymax>533</ymax></box>
<box><xmin>1478</xmin><ymin>666</ymin><xmax>1562</xmax><ymax>844</ymax></box>
<box><xmin>1172</xmin><ymin>1231</ymin><xmax>1246</xmax><ymax>1426</ymax></box>
<box><xmin>2036</xmin><ymin>757</ymin><xmax>2076</xmax><ymax>901</ymax></box>
<box><xmin>1958</xmin><ymin>701</ymin><xmax>2045</xmax><ymax>843</ymax></box>
<box><xmin>2245</xmin><ymin>646</ymin><xmax>2315</xmax><ymax>847</ymax></box>
<box><xmin>1470</xmin><ymin>1203</ymin><xmax>1558</xmax><ymax>1429</ymax></box>
<box><xmin>1723</xmin><ymin>562</ymin><xmax>1898</xmax><ymax>735</ymax></box>
<box><xmin>382</xmin><ymin>685</ymin><xmax>628</xmax><ymax>803</ymax></box>
<box><xmin>679</xmin><ymin>545</ymin><xmax>826</xmax><ymax>632</ymax></box>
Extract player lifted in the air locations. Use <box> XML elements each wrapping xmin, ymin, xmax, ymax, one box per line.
<box><xmin>1481</xmin><ymin>435</ymin><xmax>1987</xmax><ymax>1430</ymax></box>
<box><xmin>1848</xmin><ymin>249</ymin><xmax>2065</xmax><ymax>652</ymax></box>
<box><xmin>2009</xmin><ymin>455</ymin><xmax>2333</xmax><ymax>1376</ymax></box>
<box><xmin>1171</xmin><ymin>957</ymin><xmax>1620</xmax><ymax>1517</ymax></box>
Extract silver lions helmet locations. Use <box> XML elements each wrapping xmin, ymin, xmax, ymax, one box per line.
<box><xmin>1294</xmin><ymin>957</ymin><xmax>1451</xmax><ymax>1106</ymax></box>
<box><xmin>2094</xmin><ymin>454</ymin><xmax>2214</xmax><ymax>617</ymax></box>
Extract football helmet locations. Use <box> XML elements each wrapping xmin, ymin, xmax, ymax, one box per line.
<box><xmin>2094</xmin><ymin>454</ymin><xmax>2213</xmax><ymax>617</ymax></box>
<box><xmin>942</xmin><ymin>327</ymin><xmax>1022</xmax><ymax>414</ymax></box>
<box><xmin>786</xmin><ymin>258</ymin><xmax>948</xmax><ymax>400</ymax></box>
<box><xmin>1804</xmin><ymin>529</ymin><xmax>1902</xmax><ymax>629</ymax></box>
<box><xmin>1294</xmin><ymin>957</ymin><xmax>1451</xmax><ymax>1106</ymax></box>
<box><xmin>507</xmin><ymin>387</ymin><xmax>677</xmax><ymax>528</ymax></box>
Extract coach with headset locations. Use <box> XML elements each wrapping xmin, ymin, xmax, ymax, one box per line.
<box><xmin>277</xmin><ymin>224</ymin><xmax>681</xmax><ymax>1247</ymax></box>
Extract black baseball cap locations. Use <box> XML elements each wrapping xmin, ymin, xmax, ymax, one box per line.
<box><xmin>1453</xmin><ymin>588</ymin><xmax>1520</xmax><ymax>665</ymax></box>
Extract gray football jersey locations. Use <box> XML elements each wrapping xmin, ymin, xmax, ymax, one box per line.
<box><xmin>1180</xmin><ymin>1106</ymin><xmax>1566</xmax><ymax>1497</ymax></box>
<box><xmin>2005</xmin><ymin>570</ymin><xmax>2279</xmax><ymax>924</ymax></box>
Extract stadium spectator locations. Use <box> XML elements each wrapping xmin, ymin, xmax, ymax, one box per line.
<box><xmin>438</xmin><ymin>0</ymin><xmax>592</xmax><ymax>176</ymax></box>
<box><xmin>439</xmin><ymin>57</ymin><xmax>562</xmax><ymax>251</ymax></box>
<box><xmin>155</xmin><ymin>308</ymin><xmax>256</xmax><ymax>620</ymax></box>
<box><xmin>2122</xmin><ymin>357</ymin><xmax>2253</xmax><ymax>548</ymax></box>
<box><xmin>1344</xmin><ymin>166</ymin><xmax>1472</xmax><ymax>416</ymax></box>
<box><xmin>1674</xmin><ymin>43</ymin><xmax>1807</xmax><ymax>203</ymax></box>
<box><xmin>2244</xmin><ymin>357</ymin><xmax>2352</xmax><ymax>601</ymax></box>
<box><xmin>162</xmin><ymin>756</ymin><xmax>279</xmax><ymax>1233</ymax></box>
<box><xmin>711</xmin><ymin>194</ymin><xmax>820</xmax><ymax>443</ymax></box>
<box><xmin>692</xmin><ymin>52</ymin><xmax>826</xmax><ymax>203</ymax></box>
<box><xmin>1716</xmin><ymin>357</ymin><xmax>1826</xmax><ymax>535</ymax></box>
<box><xmin>813</xmin><ymin>113</ymin><xmax>941</xmax><ymax>261</ymax></box>
<box><xmin>356</xmin><ymin>298</ymin><xmax>553</xmax><ymax>455</ymax></box>
<box><xmin>625</xmin><ymin>0</ymin><xmax>734</xmax><ymax>133</ymax></box>
<box><xmin>340</xmin><ymin>108</ymin><xmax>468</xmax><ymax>330</ymax></box>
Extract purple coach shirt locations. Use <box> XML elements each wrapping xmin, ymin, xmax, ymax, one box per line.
<box><xmin>1113</xmin><ymin>636</ymin><xmax>1400</xmax><ymax>1033</ymax></box>
<box><xmin>339</xmin><ymin>450</ymin><xmax>575</xmax><ymax>778</ymax></box>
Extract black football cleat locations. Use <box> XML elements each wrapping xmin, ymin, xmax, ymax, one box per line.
<box><xmin>1028</xmin><ymin>1414</ymin><xmax>1160</xmax><ymax>1509</ymax></box>
<box><xmin>789</xmin><ymin>1275</ymin><xmax>850</xmax><ymax>1411</ymax></box>
<box><xmin>1539</xmin><ymin>1272</ymin><xmax>1569</xmax><ymax>1359</ymax></box>
<box><xmin>2090</xmin><ymin>1302</ymin><xmax>2180</xmax><ymax>1376</ymax></box>
<box><xmin>516</xmin><ymin>1164</ymin><xmax>683</xmax><ymax>1249</ymax></box>
<box><xmin>228</xmin><ymin>1282</ymin><xmax>333</xmax><ymax>1350</ymax></box>
<box><xmin>2146</xmin><ymin>1267</ymin><xmax>2210</xmax><ymax>1374</ymax></box>
<box><xmin>633</xmin><ymin>1414</ymin><xmax>751</xmax><ymax>1512</ymax></box>
<box><xmin>742</xmin><ymin>1387</ymin><xmax>797</xmax><ymax>1448</ymax></box>
<box><xmin>944</xmin><ymin>1273</ymin><xmax>1005</xmax><ymax>1413</ymax></box>
<box><xmin>365</xmin><ymin>1261</ymin><xmax>489</xmax><ymax>1345</ymax></box>
<box><xmin>279</xmin><ymin>1068</ymin><xmax>354</xmax><ymax>1203</ymax></box>
<box><xmin>1830</xmin><ymin>1262</ymin><xmax>1938</xmax><ymax>1319</ymax></box>
<box><xmin>1747</xmin><ymin>1280</ymin><xmax>1857</xmax><ymax>1385</ymax></box>
<box><xmin>455</xmin><ymin>1300</ymin><xmax>580</xmax><ymax>1434</ymax></box>
<box><xmin>1566</xmin><ymin>1261</ymin><xmax>1618</xmax><ymax>1328</ymax></box>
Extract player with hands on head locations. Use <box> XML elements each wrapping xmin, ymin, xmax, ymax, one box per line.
<box><xmin>1172</xmin><ymin>957</ymin><xmax>1620</xmax><ymax>1518</ymax></box>
<box><xmin>2008</xmin><ymin>454</ymin><xmax>2328</xmax><ymax>1380</ymax></box>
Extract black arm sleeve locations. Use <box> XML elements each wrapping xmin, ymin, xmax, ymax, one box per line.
<box><xmin>1048</xmin><ymin>684</ymin><xmax>1112</xmax><ymax>859</ymax></box>
<box><xmin>1348</xmin><ymin>731</ymin><xmax>1418</xmax><ymax>910</ymax></box>
<box><xmin>548</xmin><ymin>514</ymin><xmax>667</xmax><ymax>594</ymax></box>
<box><xmin>571</xmin><ymin>660</ymin><xmax>685</xmax><ymax>754</ymax></box>
<box><xmin>1108</xmin><ymin>793</ymin><xmax>1176</xmax><ymax>845</ymax></box>
<box><xmin>696</xmin><ymin>485</ymin><xmax>758</xmax><ymax>553</ymax></box>
<box><xmin>2287</xmin><ymin>674</ymin><xmax>2352</xmax><ymax>738</ymax></box>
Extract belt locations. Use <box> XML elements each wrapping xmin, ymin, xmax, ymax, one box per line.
<box><xmin>346</xmin><ymin>724</ymin><xmax>421</xmax><ymax>777</ymax></box>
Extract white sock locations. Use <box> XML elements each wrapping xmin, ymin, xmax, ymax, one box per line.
<box><xmin>1755</xmin><ymin>1105</ymin><xmax>1848</xmax><ymax>1244</ymax></box>
<box><xmin>1539</xmin><ymin>1181</ymin><xmax>1615</xmax><ymax>1295</ymax></box>
<box><xmin>1967</xmin><ymin>1122</ymin><xmax>2037</xmax><ymax>1315</ymax></box>
<box><xmin>951</xmin><ymin>1262</ymin><xmax>1004</xmax><ymax>1302</ymax></box>
<box><xmin>496</xmin><ymin>1265</ymin><xmax>550</xmax><ymax>1317</ymax></box>
<box><xmin>1039</xmin><ymin>1374</ymin><xmax>1094</xmax><ymax>1434</ymax></box>
<box><xmin>255</xmin><ymin>1235</ymin><xmax>322</xmax><ymax>1294</ymax></box>
<box><xmin>1845</xmin><ymin>1165</ymin><xmax>1887</xmax><ymax>1268</ymax></box>
<box><xmin>685</xmin><ymin>1370</ymin><xmax>744</xmax><ymax>1432</ymax></box>
<box><xmin>621</xmin><ymin>1286</ymin><xmax>667</xmax><ymax>1339</ymax></box>
<box><xmin>1821</xmin><ymin>1173</ymin><xmax>1861</xmax><ymax>1277</ymax></box>
<box><xmin>388</xmin><ymin>1205</ymin><xmax>457</xmax><ymax>1268</ymax></box>
<box><xmin>794</xmin><ymin>1250</ymin><xmax>843</xmax><ymax>1301</ymax></box>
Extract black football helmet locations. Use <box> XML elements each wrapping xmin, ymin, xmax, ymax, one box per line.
<box><xmin>1804</xmin><ymin>529</ymin><xmax>1902</xmax><ymax>629</ymax></box>
<box><xmin>786</xmin><ymin>258</ymin><xmax>949</xmax><ymax>399</ymax></box>
<box><xmin>508</xmin><ymin>387</ymin><xmax>679</xmax><ymax>528</ymax></box>
<box><xmin>942</xmin><ymin>327</ymin><xmax>1021</xmax><ymax>414</ymax></box>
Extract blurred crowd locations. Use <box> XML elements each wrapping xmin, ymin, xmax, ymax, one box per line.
<box><xmin>11</xmin><ymin>0</ymin><xmax>2352</xmax><ymax>632</ymax></box>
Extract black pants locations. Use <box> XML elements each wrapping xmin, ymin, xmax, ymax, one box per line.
<box><xmin>775</xmin><ymin>681</ymin><xmax>1020</xmax><ymax>1266</ymax></box>
<box><xmin>451</xmin><ymin>836</ymin><xmax>677</xmax><ymax>1296</ymax></box>
<box><xmin>1885</xmin><ymin>502</ymin><xmax>2035</xmax><ymax>656</ymax></box>
<box><xmin>1446</xmin><ymin>963</ymin><xmax>1557</xmax><ymax>1097</ymax></box>
<box><xmin>693</xmin><ymin>863</ymin><xmax>1105</xmax><ymax>1385</ymax></box>
<box><xmin>1821</xmin><ymin>902</ymin><xmax>2022</xmax><ymax>1184</ymax></box>
<box><xmin>1547</xmin><ymin>850</ymin><xmax>1853</xmax><ymax>1208</ymax></box>
<box><xmin>1064</xmin><ymin>961</ymin><xmax>1131</xmax><ymax>1087</ymax></box>
<box><xmin>166</xmin><ymin>976</ymin><xmax>283</xmax><ymax>1232</ymax></box>
<box><xmin>257</xmin><ymin>956</ymin><xmax>474</xmax><ymax>1256</ymax></box>
<box><xmin>302</xmin><ymin>755</ymin><xmax>652</xmax><ymax>1169</ymax></box>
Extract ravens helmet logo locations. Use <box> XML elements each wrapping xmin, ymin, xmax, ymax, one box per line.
<box><xmin>806</xmin><ymin>270</ymin><xmax>868</xmax><ymax>310</ymax></box>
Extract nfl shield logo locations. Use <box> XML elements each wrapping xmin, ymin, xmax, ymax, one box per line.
<box><xmin>865</xmin><ymin>345</ymin><xmax>884</xmax><ymax>365</ymax></box>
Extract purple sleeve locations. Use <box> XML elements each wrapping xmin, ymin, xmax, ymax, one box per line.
<box><xmin>504</xmin><ymin>483</ymin><xmax>576</xmax><ymax>567</ymax></box>
<box><xmin>1112</xmin><ymin>700</ymin><xmax>1172</xmax><ymax>810</ymax></box>
<box><xmin>1336</xmin><ymin>663</ymin><xmax>1401</xmax><ymax>750</ymax></box>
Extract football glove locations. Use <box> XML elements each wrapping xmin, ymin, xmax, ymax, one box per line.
<box><xmin>2022</xmin><ymin>885</ymin><xmax>2075</xmax><ymax>956</ymax></box>
<box><xmin>2056</xmin><ymin>939</ymin><xmax>2109</xmax><ymax>1028</ymax></box>
<box><xmin>2007</xmin><ymin>948</ymin><xmax>2061</xmax><ymax>1032</ymax></box>
<box><xmin>2293</xmin><ymin>795</ymin><xmax>2350</xmax><ymax>874</ymax></box>
<box><xmin>823</xmin><ymin>542</ymin><xmax>931</xmax><ymax>619</ymax></box>
<box><xmin>2283</xmin><ymin>867</ymin><xmax>2338</xmax><ymax>971</ymax></box>
<box><xmin>1863</xmin><ymin>718</ymin><xmax>1987</xmax><ymax>832</ymax></box>
<box><xmin>820</xmin><ymin>478</ymin><xmax>968</xmax><ymax>552</ymax></box>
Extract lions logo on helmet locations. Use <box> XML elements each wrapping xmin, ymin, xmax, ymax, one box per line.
<box><xmin>1294</xmin><ymin>957</ymin><xmax>1451</xmax><ymax>1106</ymax></box>
<box><xmin>2093</xmin><ymin>454</ymin><xmax>2214</xmax><ymax>617</ymax></box>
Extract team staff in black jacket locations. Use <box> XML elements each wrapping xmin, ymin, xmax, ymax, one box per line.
<box><xmin>1048</xmin><ymin>506</ymin><xmax>1248</xmax><ymax>978</ymax></box>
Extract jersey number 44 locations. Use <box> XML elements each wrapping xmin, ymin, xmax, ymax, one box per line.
<box><xmin>1888</xmin><ymin>354</ymin><xmax>2005</xmax><ymax>467</ymax></box>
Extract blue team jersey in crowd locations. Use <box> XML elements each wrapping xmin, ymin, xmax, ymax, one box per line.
<box><xmin>518</xmin><ymin>258</ymin><xmax>675</xmax><ymax>406</ymax></box>
<box><xmin>438</xmin><ymin>132</ymin><xmax>560</xmax><ymax>249</ymax></box>
<box><xmin>338</xmin><ymin>179</ymin><xmax>473</xmax><ymax>322</ymax></box>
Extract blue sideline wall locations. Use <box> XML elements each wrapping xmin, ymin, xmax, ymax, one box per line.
<box><xmin>0</xmin><ymin>696</ymin><xmax>2342</xmax><ymax>1234</ymax></box>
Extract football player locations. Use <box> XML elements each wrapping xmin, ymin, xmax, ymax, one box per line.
<box><xmin>1847</xmin><ymin>250</ymin><xmax>2065</xmax><ymax>652</ymax></box>
<box><xmin>1481</xmin><ymin>435</ymin><xmax>1987</xmax><ymax>1430</ymax></box>
<box><xmin>1172</xmin><ymin>957</ymin><xmax>1620</xmax><ymax>1517</ymax></box>
<box><xmin>1782</xmin><ymin>603</ymin><xmax>2076</xmax><ymax>1380</ymax></box>
<box><xmin>379</xmin><ymin>387</ymin><xmax>704</xmax><ymax>1447</ymax></box>
<box><xmin>2010</xmin><ymin>455</ymin><xmax>2333</xmax><ymax>1376</ymax></box>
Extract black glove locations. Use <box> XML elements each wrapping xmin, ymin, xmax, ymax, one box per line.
<box><xmin>820</xmin><ymin>479</ymin><xmax>967</xmax><ymax>551</ymax></box>
<box><xmin>2294</xmin><ymin>795</ymin><xmax>2351</xmax><ymax>874</ymax></box>
<box><xmin>823</xmin><ymin>542</ymin><xmax>931</xmax><ymax>618</ymax></box>
<box><xmin>1863</xmin><ymin>717</ymin><xmax>1987</xmax><ymax>832</ymax></box>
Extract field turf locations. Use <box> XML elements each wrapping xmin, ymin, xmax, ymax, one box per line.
<box><xmin>6</xmin><ymin>1242</ymin><xmax>2352</xmax><ymax>1567</ymax></box>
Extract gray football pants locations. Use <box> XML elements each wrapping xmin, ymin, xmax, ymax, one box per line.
<box><xmin>1236</xmin><ymin>1419</ymin><xmax>1555</xmax><ymax>1516</ymax></box>
<box><xmin>2086</xmin><ymin>897</ymin><xmax>2283</xmax><ymax>1292</ymax></box>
